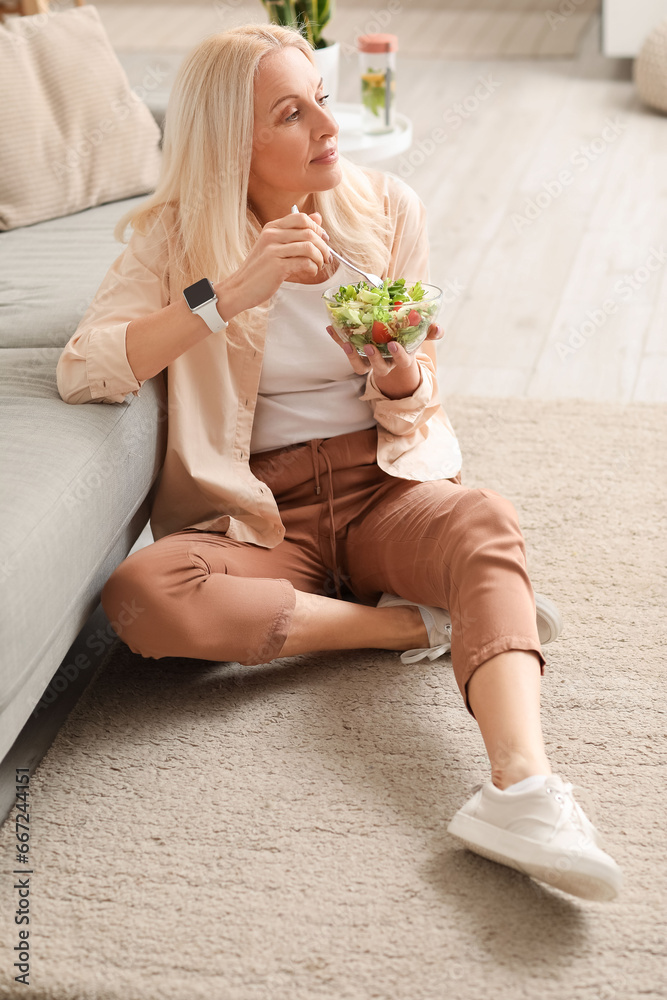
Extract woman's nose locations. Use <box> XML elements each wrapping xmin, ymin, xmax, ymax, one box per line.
<box><xmin>318</xmin><ymin>108</ymin><xmax>339</xmax><ymax>137</ymax></box>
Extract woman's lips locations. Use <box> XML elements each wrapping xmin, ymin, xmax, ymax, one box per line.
<box><xmin>311</xmin><ymin>148</ymin><xmax>338</xmax><ymax>164</ymax></box>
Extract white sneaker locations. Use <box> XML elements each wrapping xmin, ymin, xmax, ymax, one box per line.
<box><xmin>534</xmin><ymin>592</ymin><xmax>563</xmax><ymax>645</ymax></box>
<box><xmin>377</xmin><ymin>592</ymin><xmax>452</xmax><ymax>663</ymax></box>
<box><xmin>447</xmin><ymin>774</ymin><xmax>623</xmax><ymax>901</ymax></box>
<box><xmin>378</xmin><ymin>591</ymin><xmax>563</xmax><ymax>664</ymax></box>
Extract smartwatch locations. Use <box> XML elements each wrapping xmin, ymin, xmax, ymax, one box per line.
<box><xmin>183</xmin><ymin>278</ymin><xmax>227</xmax><ymax>334</ymax></box>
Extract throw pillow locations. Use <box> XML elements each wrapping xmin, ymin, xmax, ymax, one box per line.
<box><xmin>635</xmin><ymin>15</ymin><xmax>667</xmax><ymax>114</ymax></box>
<box><xmin>0</xmin><ymin>4</ymin><xmax>162</xmax><ymax>231</ymax></box>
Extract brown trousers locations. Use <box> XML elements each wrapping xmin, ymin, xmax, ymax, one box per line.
<box><xmin>102</xmin><ymin>426</ymin><xmax>545</xmax><ymax>715</ymax></box>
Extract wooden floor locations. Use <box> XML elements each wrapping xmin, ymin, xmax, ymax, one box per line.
<box><xmin>384</xmin><ymin>25</ymin><xmax>667</xmax><ymax>404</ymax></box>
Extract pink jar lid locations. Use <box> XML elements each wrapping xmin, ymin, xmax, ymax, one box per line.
<box><xmin>357</xmin><ymin>33</ymin><xmax>398</xmax><ymax>53</ymax></box>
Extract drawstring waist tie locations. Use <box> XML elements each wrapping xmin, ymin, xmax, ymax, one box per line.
<box><xmin>309</xmin><ymin>438</ymin><xmax>343</xmax><ymax>600</ymax></box>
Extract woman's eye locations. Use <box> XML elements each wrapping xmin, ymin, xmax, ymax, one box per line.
<box><xmin>285</xmin><ymin>95</ymin><xmax>330</xmax><ymax>122</ymax></box>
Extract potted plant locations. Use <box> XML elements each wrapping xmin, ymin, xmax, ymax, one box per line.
<box><xmin>261</xmin><ymin>1</ymin><xmax>340</xmax><ymax>102</ymax></box>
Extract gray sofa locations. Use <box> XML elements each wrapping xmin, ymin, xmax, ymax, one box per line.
<box><xmin>0</xmin><ymin>195</ymin><xmax>167</xmax><ymax>763</ymax></box>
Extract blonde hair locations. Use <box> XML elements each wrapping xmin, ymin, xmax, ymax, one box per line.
<box><xmin>113</xmin><ymin>23</ymin><xmax>393</xmax><ymax>318</ymax></box>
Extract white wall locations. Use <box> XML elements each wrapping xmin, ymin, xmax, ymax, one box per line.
<box><xmin>603</xmin><ymin>0</ymin><xmax>667</xmax><ymax>56</ymax></box>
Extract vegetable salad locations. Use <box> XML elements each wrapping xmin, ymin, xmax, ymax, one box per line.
<box><xmin>324</xmin><ymin>279</ymin><xmax>440</xmax><ymax>358</ymax></box>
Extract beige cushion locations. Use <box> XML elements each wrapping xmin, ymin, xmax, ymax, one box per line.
<box><xmin>635</xmin><ymin>16</ymin><xmax>667</xmax><ymax>114</ymax></box>
<box><xmin>0</xmin><ymin>4</ymin><xmax>162</xmax><ymax>231</ymax></box>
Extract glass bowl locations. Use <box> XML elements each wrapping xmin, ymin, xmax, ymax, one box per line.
<box><xmin>322</xmin><ymin>280</ymin><xmax>442</xmax><ymax>360</ymax></box>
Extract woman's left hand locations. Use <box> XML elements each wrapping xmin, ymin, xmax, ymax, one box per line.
<box><xmin>326</xmin><ymin>322</ymin><xmax>444</xmax><ymax>399</ymax></box>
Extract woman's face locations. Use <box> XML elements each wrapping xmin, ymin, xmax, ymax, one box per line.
<box><xmin>249</xmin><ymin>46</ymin><xmax>341</xmax><ymax>212</ymax></box>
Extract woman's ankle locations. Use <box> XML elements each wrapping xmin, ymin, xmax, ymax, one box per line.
<box><xmin>279</xmin><ymin>593</ymin><xmax>429</xmax><ymax>657</ymax></box>
<box><xmin>492</xmin><ymin>755</ymin><xmax>553</xmax><ymax>791</ymax></box>
<box><xmin>394</xmin><ymin>605</ymin><xmax>429</xmax><ymax>650</ymax></box>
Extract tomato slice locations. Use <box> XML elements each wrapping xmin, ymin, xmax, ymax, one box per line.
<box><xmin>392</xmin><ymin>301</ymin><xmax>403</xmax><ymax>311</ymax></box>
<box><xmin>371</xmin><ymin>321</ymin><xmax>392</xmax><ymax>343</ymax></box>
<box><xmin>407</xmin><ymin>309</ymin><xmax>422</xmax><ymax>327</ymax></box>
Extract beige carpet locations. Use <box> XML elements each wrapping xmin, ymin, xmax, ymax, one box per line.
<box><xmin>1</xmin><ymin>395</ymin><xmax>666</xmax><ymax>1000</ymax></box>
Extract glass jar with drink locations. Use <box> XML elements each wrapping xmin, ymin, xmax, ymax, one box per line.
<box><xmin>357</xmin><ymin>33</ymin><xmax>398</xmax><ymax>135</ymax></box>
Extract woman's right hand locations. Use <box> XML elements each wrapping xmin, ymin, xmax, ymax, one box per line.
<box><xmin>217</xmin><ymin>210</ymin><xmax>331</xmax><ymax>316</ymax></box>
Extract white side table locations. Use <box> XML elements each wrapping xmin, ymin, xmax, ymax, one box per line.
<box><xmin>332</xmin><ymin>102</ymin><xmax>413</xmax><ymax>165</ymax></box>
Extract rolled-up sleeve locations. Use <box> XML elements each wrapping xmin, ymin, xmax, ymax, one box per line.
<box><xmin>56</xmin><ymin>218</ymin><xmax>169</xmax><ymax>405</ymax></box>
<box><xmin>360</xmin><ymin>352</ymin><xmax>442</xmax><ymax>437</ymax></box>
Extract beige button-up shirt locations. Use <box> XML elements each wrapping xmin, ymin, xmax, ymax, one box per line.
<box><xmin>56</xmin><ymin>170</ymin><xmax>462</xmax><ymax>544</ymax></box>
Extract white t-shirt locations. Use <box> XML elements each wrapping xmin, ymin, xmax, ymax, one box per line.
<box><xmin>249</xmin><ymin>262</ymin><xmax>377</xmax><ymax>454</ymax></box>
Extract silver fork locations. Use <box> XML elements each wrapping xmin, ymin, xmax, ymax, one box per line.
<box><xmin>290</xmin><ymin>204</ymin><xmax>383</xmax><ymax>287</ymax></box>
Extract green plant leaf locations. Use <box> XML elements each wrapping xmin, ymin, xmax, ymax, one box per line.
<box><xmin>262</xmin><ymin>0</ymin><xmax>298</xmax><ymax>28</ymax></box>
<box><xmin>318</xmin><ymin>0</ymin><xmax>332</xmax><ymax>30</ymax></box>
<box><xmin>261</xmin><ymin>0</ymin><xmax>334</xmax><ymax>44</ymax></box>
<box><xmin>289</xmin><ymin>0</ymin><xmax>333</xmax><ymax>47</ymax></box>
<box><xmin>294</xmin><ymin>2</ymin><xmax>314</xmax><ymax>46</ymax></box>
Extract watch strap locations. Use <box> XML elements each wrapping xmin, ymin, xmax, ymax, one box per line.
<box><xmin>195</xmin><ymin>297</ymin><xmax>227</xmax><ymax>334</ymax></box>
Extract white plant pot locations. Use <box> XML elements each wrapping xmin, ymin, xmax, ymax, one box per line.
<box><xmin>312</xmin><ymin>40</ymin><xmax>340</xmax><ymax>104</ymax></box>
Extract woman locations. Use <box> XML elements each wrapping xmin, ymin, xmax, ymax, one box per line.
<box><xmin>56</xmin><ymin>24</ymin><xmax>622</xmax><ymax>902</ymax></box>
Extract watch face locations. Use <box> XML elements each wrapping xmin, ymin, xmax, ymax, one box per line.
<box><xmin>183</xmin><ymin>278</ymin><xmax>215</xmax><ymax>310</ymax></box>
